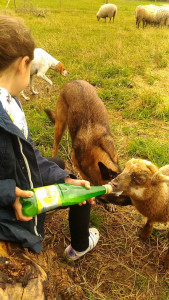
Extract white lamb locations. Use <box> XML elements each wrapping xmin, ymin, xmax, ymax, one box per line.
<box><xmin>96</xmin><ymin>4</ymin><xmax>117</xmax><ymax>23</ymax></box>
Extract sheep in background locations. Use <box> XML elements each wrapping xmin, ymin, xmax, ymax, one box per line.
<box><xmin>135</xmin><ymin>5</ymin><xmax>145</xmax><ymax>28</ymax></box>
<box><xmin>97</xmin><ymin>4</ymin><xmax>117</xmax><ymax>23</ymax></box>
<box><xmin>110</xmin><ymin>158</ymin><xmax>169</xmax><ymax>268</ymax></box>
<box><xmin>135</xmin><ymin>5</ymin><xmax>159</xmax><ymax>28</ymax></box>
<box><xmin>135</xmin><ymin>4</ymin><xmax>169</xmax><ymax>28</ymax></box>
<box><xmin>156</xmin><ymin>6</ymin><xmax>169</xmax><ymax>27</ymax></box>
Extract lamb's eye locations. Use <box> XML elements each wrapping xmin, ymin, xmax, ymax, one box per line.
<box><xmin>131</xmin><ymin>173</ymin><xmax>147</xmax><ymax>185</ymax></box>
<box><xmin>132</xmin><ymin>173</ymin><xmax>137</xmax><ymax>181</ymax></box>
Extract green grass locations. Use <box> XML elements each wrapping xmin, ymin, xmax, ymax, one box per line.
<box><xmin>128</xmin><ymin>137</ymin><xmax>169</xmax><ymax>166</ymax></box>
<box><xmin>135</xmin><ymin>274</ymin><xmax>149</xmax><ymax>290</ymax></box>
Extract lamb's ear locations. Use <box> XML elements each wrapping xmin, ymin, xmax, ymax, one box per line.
<box><xmin>151</xmin><ymin>172</ymin><xmax>169</xmax><ymax>185</ymax></box>
<box><xmin>98</xmin><ymin>162</ymin><xmax>118</xmax><ymax>180</ymax></box>
<box><xmin>144</xmin><ymin>160</ymin><xmax>158</xmax><ymax>174</ymax></box>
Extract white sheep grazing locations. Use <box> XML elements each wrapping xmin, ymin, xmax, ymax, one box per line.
<box><xmin>110</xmin><ymin>158</ymin><xmax>169</xmax><ymax>268</ymax></box>
<box><xmin>96</xmin><ymin>4</ymin><xmax>117</xmax><ymax>23</ymax></box>
<box><xmin>135</xmin><ymin>5</ymin><xmax>159</xmax><ymax>28</ymax></box>
<box><xmin>156</xmin><ymin>6</ymin><xmax>169</xmax><ymax>26</ymax></box>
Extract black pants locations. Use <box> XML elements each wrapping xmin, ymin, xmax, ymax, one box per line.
<box><xmin>69</xmin><ymin>202</ymin><xmax>90</xmax><ymax>251</ymax></box>
<box><xmin>47</xmin><ymin>157</ymin><xmax>91</xmax><ymax>252</ymax></box>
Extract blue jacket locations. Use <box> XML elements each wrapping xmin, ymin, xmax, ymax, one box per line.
<box><xmin>0</xmin><ymin>98</ymin><xmax>71</xmax><ymax>253</ymax></box>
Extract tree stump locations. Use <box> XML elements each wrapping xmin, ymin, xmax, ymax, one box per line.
<box><xmin>0</xmin><ymin>241</ymin><xmax>86</xmax><ymax>300</ymax></box>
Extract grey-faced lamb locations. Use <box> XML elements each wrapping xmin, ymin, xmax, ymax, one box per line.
<box><xmin>97</xmin><ymin>4</ymin><xmax>117</xmax><ymax>23</ymax></box>
<box><xmin>109</xmin><ymin>158</ymin><xmax>169</xmax><ymax>268</ymax></box>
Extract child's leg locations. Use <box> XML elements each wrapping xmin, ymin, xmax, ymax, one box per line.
<box><xmin>69</xmin><ymin>202</ymin><xmax>91</xmax><ymax>252</ymax></box>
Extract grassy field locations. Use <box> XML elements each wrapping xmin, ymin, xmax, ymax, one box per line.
<box><xmin>1</xmin><ymin>0</ymin><xmax>169</xmax><ymax>299</ymax></box>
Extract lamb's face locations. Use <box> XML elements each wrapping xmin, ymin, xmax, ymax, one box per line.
<box><xmin>109</xmin><ymin>158</ymin><xmax>158</xmax><ymax>200</ymax></box>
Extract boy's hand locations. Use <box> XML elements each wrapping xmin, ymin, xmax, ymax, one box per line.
<box><xmin>64</xmin><ymin>177</ymin><xmax>95</xmax><ymax>206</ymax></box>
<box><xmin>13</xmin><ymin>187</ymin><xmax>33</xmax><ymax>222</ymax></box>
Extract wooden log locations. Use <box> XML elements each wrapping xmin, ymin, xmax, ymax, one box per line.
<box><xmin>0</xmin><ymin>241</ymin><xmax>86</xmax><ymax>299</ymax></box>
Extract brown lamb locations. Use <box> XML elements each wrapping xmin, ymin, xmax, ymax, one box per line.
<box><xmin>110</xmin><ymin>157</ymin><xmax>169</xmax><ymax>268</ymax></box>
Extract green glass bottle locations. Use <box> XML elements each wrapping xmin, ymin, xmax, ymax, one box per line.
<box><xmin>20</xmin><ymin>183</ymin><xmax>113</xmax><ymax>217</ymax></box>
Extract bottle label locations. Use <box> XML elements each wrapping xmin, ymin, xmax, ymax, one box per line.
<box><xmin>34</xmin><ymin>185</ymin><xmax>61</xmax><ymax>213</ymax></box>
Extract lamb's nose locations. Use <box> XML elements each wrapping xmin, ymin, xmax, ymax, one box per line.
<box><xmin>108</xmin><ymin>181</ymin><xmax>118</xmax><ymax>188</ymax></box>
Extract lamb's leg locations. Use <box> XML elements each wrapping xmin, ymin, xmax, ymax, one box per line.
<box><xmin>139</xmin><ymin>220</ymin><xmax>153</xmax><ymax>239</ymax></box>
<box><xmin>113</xmin><ymin>12</ymin><xmax>116</xmax><ymax>23</ymax></box>
<box><xmin>136</xmin><ymin>19</ymin><xmax>138</xmax><ymax>28</ymax></box>
<box><xmin>164</xmin><ymin>231</ymin><xmax>169</xmax><ymax>269</ymax></box>
<box><xmin>143</xmin><ymin>19</ymin><xmax>146</xmax><ymax>29</ymax></box>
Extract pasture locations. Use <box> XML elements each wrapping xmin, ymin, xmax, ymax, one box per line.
<box><xmin>1</xmin><ymin>0</ymin><xmax>169</xmax><ymax>299</ymax></box>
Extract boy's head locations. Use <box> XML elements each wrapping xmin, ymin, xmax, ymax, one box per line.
<box><xmin>0</xmin><ymin>15</ymin><xmax>35</xmax><ymax>71</ymax></box>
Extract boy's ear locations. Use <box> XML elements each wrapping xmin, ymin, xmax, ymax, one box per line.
<box><xmin>17</xmin><ymin>56</ymin><xmax>30</xmax><ymax>72</ymax></box>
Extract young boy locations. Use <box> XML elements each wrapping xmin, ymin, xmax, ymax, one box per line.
<box><xmin>0</xmin><ymin>15</ymin><xmax>99</xmax><ymax>260</ymax></box>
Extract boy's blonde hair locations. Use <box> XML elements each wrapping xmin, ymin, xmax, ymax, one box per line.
<box><xmin>0</xmin><ymin>15</ymin><xmax>35</xmax><ymax>70</ymax></box>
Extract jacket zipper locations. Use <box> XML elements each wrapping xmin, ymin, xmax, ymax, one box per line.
<box><xmin>17</xmin><ymin>137</ymin><xmax>41</xmax><ymax>238</ymax></box>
